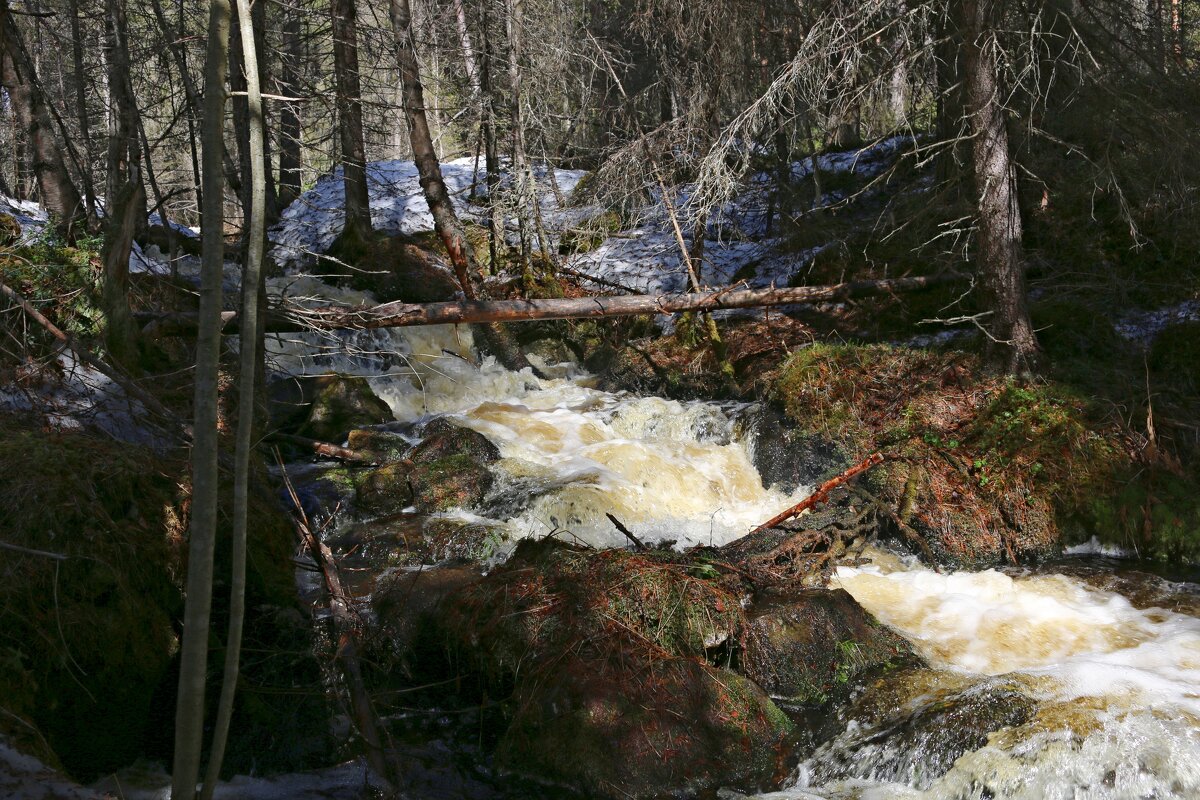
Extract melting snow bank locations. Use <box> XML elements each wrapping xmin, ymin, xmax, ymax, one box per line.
<box><xmin>267</xmin><ymin>158</ymin><xmax>587</xmax><ymax>271</ymax></box>
<box><xmin>267</xmin><ymin>137</ymin><xmax>913</xmax><ymax>300</ymax></box>
<box><xmin>731</xmin><ymin>556</ymin><xmax>1200</xmax><ymax>799</ymax></box>
<box><xmin>0</xmin><ymin>193</ymin><xmax>193</xmax><ymax>276</ymax></box>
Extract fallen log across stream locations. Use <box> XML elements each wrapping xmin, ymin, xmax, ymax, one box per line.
<box><xmin>137</xmin><ymin>272</ymin><xmax>967</xmax><ymax>336</ymax></box>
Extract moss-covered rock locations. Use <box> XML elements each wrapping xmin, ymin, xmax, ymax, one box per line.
<box><xmin>742</xmin><ymin>589</ymin><xmax>919</xmax><ymax>704</ymax></box>
<box><xmin>345</xmin><ymin>428</ymin><xmax>412</xmax><ymax>463</ymax></box>
<box><xmin>434</xmin><ymin>546</ymin><xmax>792</xmax><ymax>798</ymax></box>
<box><xmin>296</xmin><ymin>375</ymin><xmax>393</xmax><ymax>442</ymax></box>
<box><xmin>353</xmin><ymin>419</ymin><xmax>499</xmax><ymax>516</ymax></box>
<box><xmin>356</xmin><ymin>461</ymin><xmax>415</xmax><ymax>515</ymax></box>
<box><xmin>498</xmin><ymin>654</ymin><xmax>792</xmax><ymax>798</ymax></box>
<box><xmin>0</xmin><ymin>418</ymin><xmax>302</xmax><ymax>780</ymax></box>
<box><xmin>411</xmin><ymin>418</ymin><xmax>501</xmax><ymax>466</ymax></box>
<box><xmin>769</xmin><ymin>343</ymin><xmax>1176</xmax><ymax>567</ymax></box>
<box><xmin>331</xmin><ymin>515</ymin><xmax>508</xmax><ymax>568</ymax></box>
<box><xmin>322</xmin><ymin>229</ymin><xmax>459</xmax><ymax>303</ymax></box>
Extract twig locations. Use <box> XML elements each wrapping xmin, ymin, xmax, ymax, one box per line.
<box><xmin>0</xmin><ymin>539</ymin><xmax>67</xmax><ymax>560</ymax></box>
<box><xmin>606</xmin><ymin>513</ymin><xmax>647</xmax><ymax>551</ymax></box>
<box><xmin>750</xmin><ymin>452</ymin><xmax>884</xmax><ymax>534</ymax></box>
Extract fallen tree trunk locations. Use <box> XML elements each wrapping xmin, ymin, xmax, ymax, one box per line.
<box><xmin>139</xmin><ymin>272</ymin><xmax>966</xmax><ymax>337</ymax></box>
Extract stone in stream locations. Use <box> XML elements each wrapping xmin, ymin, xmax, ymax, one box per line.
<box><xmin>804</xmin><ymin>669</ymin><xmax>1036</xmax><ymax>789</ymax></box>
<box><xmin>424</xmin><ymin>543</ymin><xmax>909</xmax><ymax>798</ymax></box>
<box><xmin>741</xmin><ymin>588</ymin><xmax>920</xmax><ymax>705</ymax></box>
<box><xmin>268</xmin><ymin>374</ymin><xmax>394</xmax><ymax>442</ymax></box>
<box><xmin>353</xmin><ymin>417</ymin><xmax>500</xmax><ymax>516</ymax></box>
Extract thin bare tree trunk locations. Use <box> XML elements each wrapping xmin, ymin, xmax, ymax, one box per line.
<box><xmin>452</xmin><ymin>0</ymin><xmax>480</xmax><ymax>97</ymax></box>
<box><xmin>0</xmin><ymin>0</ymin><xmax>86</xmax><ymax>239</ymax></box>
<box><xmin>479</xmin><ymin>0</ymin><xmax>502</xmax><ymax>270</ymax></box>
<box><xmin>67</xmin><ymin>0</ymin><xmax>96</xmax><ymax>221</ymax></box>
<box><xmin>199</xmin><ymin>0</ymin><xmax>265</xmax><ymax>790</ymax></box>
<box><xmin>331</xmin><ymin>0</ymin><xmax>372</xmax><ymax>242</ymax></box>
<box><xmin>962</xmin><ymin>0</ymin><xmax>1038</xmax><ymax>373</ymax></box>
<box><xmin>391</xmin><ymin>0</ymin><xmax>476</xmax><ymax>299</ymax></box>
<box><xmin>171</xmin><ymin>0</ymin><xmax>231</xmax><ymax>795</ymax></box>
<box><xmin>277</xmin><ymin>7</ymin><xmax>303</xmax><ymax>208</ymax></box>
<box><xmin>390</xmin><ymin>0</ymin><xmax>533</xmax><ymax>373</ymax></box>
<box><xmin>100</xmin><ymin>0</ymin><xmax>144</xmax><ymax>368</ymax></box>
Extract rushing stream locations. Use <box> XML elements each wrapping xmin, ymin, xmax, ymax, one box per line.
<box><xmin>263</xmin><ymin>278</ymin><xmax>1200</xmax><ymax>800</ymax></box>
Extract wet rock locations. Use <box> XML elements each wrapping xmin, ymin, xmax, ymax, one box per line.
<box><xmin>289</xmin><ymin>464</ymin><xmax>361</xmax><ymax>528</ymax></box>
<box><xmin>411</xmin><ymin>418</ymin><xmax>501</xmax><ymax>466</ymax></box>
<box><xmin>741</xmin><ymin>588</ymin><xmax>918</xmax><ymax>704</ymax></box>
<box><xmin>743</xmin><ymin>406</ymin><xmax>853</xmax><ymax>493</ymax></box>
<box><xmin>270</xmin><ymin>374</ymin><xmax>393</xmax><ymax>442</ymax></box>
<box><xmin>353</xmin><ymin>419</ymin><xmax>498</xmax><ymax>516</ymax></box>
<box><xmin>332</xmin><ymin>516</ymin><xmax>508</xmax><ymax>568</ymax></box>
<box><xmin>806</xmin><ymin>670</ymin><xmax>1035</xmax><ymax>789</ymax></box>
<box><xmin>372</xmin><ymin>564</ymin><xmax>483</xmax><ymax>675</ymax></box>
<box><xmin>356</xmin><ymin>462</ymin><xmax>415</xmax><ymax>516</ymax></box>
<box><xmin>345</xmin><ymin>428</ymin><xmax>413</xmax><ymax>462</ymax></box>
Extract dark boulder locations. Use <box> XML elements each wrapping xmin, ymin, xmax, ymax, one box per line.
<box><xmin>269</xmin><ymin>374</ymin><xmax>393</xmax><ymax>442</ymax></box>
<box><xmin>741</xmin><ymin>588</ymin><xmax>919</xmax><ymax>704</ymax></box>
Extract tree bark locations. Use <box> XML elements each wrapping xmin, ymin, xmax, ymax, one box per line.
<box><xmin>961</xmin><ymin>0</ymin><xmax>1039</xmax><ymax>373</ymax></box>
<box><xmin>139</xmin><ymin>274</ymin><xmax>969</xmax><ymax>338</ymax></box>
<box><xmin>331</xmin><ymin>0</ymin><xmax>372</xmax><ymax>242</ymax></box>
<box><xmin>390</xmin><ymin>0</ymin><xmax>534</xmax><ymax>373</ymax></box>
<box><xmin>67</xmin><ymin>0</ymin><xmax>96</xmax><ymax>220</ymax></box>
<box><xmin>200</xmin><ymin>0</ymin><xmax>265</xmax><ymax>790</ymax></box>
<box><xmin>170</xmin><ymin>0</ymin><xmax>231</xmax><ymax>795</ymax></box>
<box><xmin>391</xmin><ymin>0</ymin><xmax>477</xmax><ymax>300</ymax></box>
<box><xmin>0</xmin><ymin>0</ymin><xmax>85</xmax><ymax>239</ymax></box>
<box><xmin>479</xmin><ymin>0</ymin><xmax>502</xmax><ymax>270</ymax></box>
<box><xmin>100</xmin><ymin>0</ymin><xmax>144</xmax><ymax>368</ymax></box>
<box><xmin>277</xmin><ymin>7</ymin><xmax>303</xmax><ymax>208</ymax></box>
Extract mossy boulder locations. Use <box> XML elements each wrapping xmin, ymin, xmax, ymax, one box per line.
<box><xmin>435</xmin><ymin>546</ymin><xmax>794</xmax><ymax>798</ymax></box>
<box><xmin>411</xmin><ymin>417</ymin><xmax>501</xmax><ymax>466</ymax></box>
<box><xmin>354</xmin><ymin>420</ymin><xmax>499</xmax><ymax>516</ymax></box>
<box><xmin>741</xmin><ymin>589</ymin><xmax>919</xmax><ymax>704</ymax></box>
<box><xmin>0</xmin><ymin>419</ymin><xmax>301</xmax><ymax>780</ymax></box>
<box><xmin>355</xmin><ymin>461</ymin><xmax>415</xmax><ymax>515</ymax></box>
<box><xmin>346</xmin><ymin>428</ymin><xmax>412</xmax><ymax>463</ymax></box>
<box><xmin>331</xmin><ymin>515</ymin><xmax>508</xmax><ymax>568</ymax></box>
<box><xmin>498</xmin><ymin>653</ymin><xmax>792</xmax><ymax>798</ymax></box>
<box><xmin>296</xmin><ymin>375</ymin><xmax>393</xmax><ymax>442</ymax></box>
<box><xmin>771</xmin><ymin>344</ymin><xmax>1148</xmax><ymax>568</ymax></box>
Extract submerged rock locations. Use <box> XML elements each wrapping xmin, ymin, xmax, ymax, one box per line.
<box><xmin>804</xmin><ymin>670</ymin><xmax>1035</xmax><ymax>789</ymax></box>
<box><xmin>741</xmin><ymin>588</ymin><xmax>919</xmax><ymax>704</ymax></box>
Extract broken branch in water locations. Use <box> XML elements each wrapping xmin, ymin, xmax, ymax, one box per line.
<box><xmin>606</xmin><ymin>512</ymin><xmax>647</xmax><ymax>551</ymax></box>
<box><xmin>276</xmin><ymin>452</ymin><xmax>397</xmax><ymax>790</ymax></box>
<box><xmin>750</xmin><ymin>452</ymin><xmax>885</xmax><ymax>534</ymax></box>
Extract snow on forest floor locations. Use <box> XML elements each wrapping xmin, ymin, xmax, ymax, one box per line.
<box><xmin>267</xmin><ymin>137</ymin><xmax>914</xmax><ymax>299</ymax></box>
